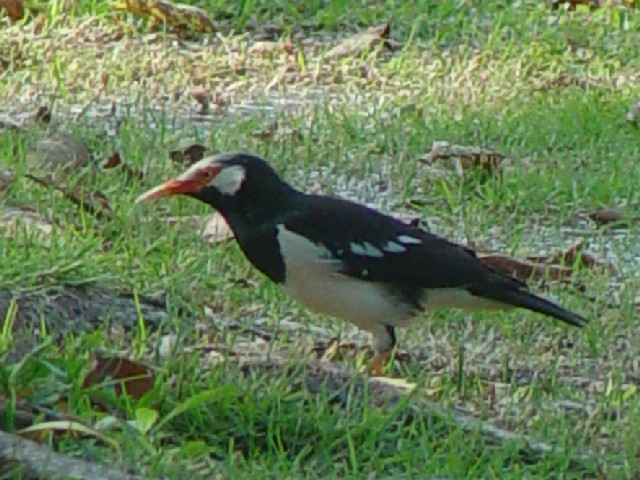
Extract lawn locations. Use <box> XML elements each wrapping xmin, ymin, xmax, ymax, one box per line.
<box><xmin>1</xmin><ymin>0</ymin><xmax>639</xmax><ymax>478</ymax></box>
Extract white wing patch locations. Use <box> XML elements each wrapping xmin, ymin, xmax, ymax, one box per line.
<box><xmin>350</xmin><ymin>241</ymin><xmax>384</xmax><ymax>258</ymax></box>
<box><xmin>208</xmin><ymin>164</ymin><xmax>246</xmax><ymax>196</ymax></box>
<box><xmin>381</xmin><ymin>240</ymin><xmax>406</xmax><ymax>253</ymax></box>
<box><xmin>396</xmin><ymin>235</ymin><xmax>422</xmax><ymax>245</ymax></box>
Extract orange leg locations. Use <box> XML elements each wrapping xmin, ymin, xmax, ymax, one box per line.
<box><xmin>369</xmin><ymin>350</ymin><xmax>391</xmax><ymax>377</ymax></box>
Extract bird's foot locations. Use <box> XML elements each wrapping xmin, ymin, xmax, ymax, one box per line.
<box><xmin>368</xmin><ymin>351</ymin><xmax>391</xmax><ymax>377</ymax></box>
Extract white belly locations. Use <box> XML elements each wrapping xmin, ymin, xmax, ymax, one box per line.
<box><xmin>282</xmin><ymin>270</ymin><xmax>414</xmax><ymax>329</ymax></box>
<box><xmin>276</xmin><ymin>225</ymin><xmax>507</xmax><ymax>331</ymax></box>
<box><xmin>277</xmin><ymin>226</ymin><xmax>414</xmax><ymax>330</ymax></box>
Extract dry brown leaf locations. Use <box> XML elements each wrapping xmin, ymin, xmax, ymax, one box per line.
<box><xmin>325</xmin><ymin>19</ymin><xmax>394</xmax><ymax>59</ymax></box>
<box><xmin>24</xmin><ymin>173</ymin><xmax>112</xmax><ymax>220</ymax></box>
<box><xmin>420</xmin><ymin>141</ymin><xmax>503</xmax><ymax>177</ymax></box>
<box><xmin>102</xmin><ymin>152</ymin><xmax>122</xmax><ymax>169</ymax></box>
<box><xmin>0</xmin><ymin>0</ymin><xmax>25</xmax><ymax>21</ymax></box>
<box><xmin>247</xmin><ymin>40</ymin><xmax>295</xmax><ymax>57</ymax></box>
<box><xmin>169</xmin><ymin>143</ymin><xmax>209</xmax><ymax>166</ymax></box>
<box><xmin>188</xmin><ymin>88</ymin><xmax>210</xmax><ymax>115</ymax></box>
<box><xmin>526</xmin><ymin>240</ymin><xmax>611</xmax><ymax>272</ymax></box>
<box><xmin>102</xmin><ymin>152</ymin><xmax>144</xmax><ymax>181</ymax></box>
<box><xmin>478</xmin><ymin>253</ymin><xmax>575</xmax><ymax>284</ymax></box>
<box><xmin>113</xmin><ymin>0</ymin><xmax>215</xmax><ymax>33</ymax></box>
<box><xmin>32</xmin><ymin>106</ymin><xmax>51</xmax><ymax>124</ymax></box>
<box><xmin>587</xmin><ymin>207</ymin><xmax>627</xmax><ymax>226</ymax></box>
<box><xmin>478</xmin><ymin>240</ymin><xmax>612</xmax><ymax>285</ymax></box>
<box><xmin>82</xmin><ymin>355</ymin><xmax>154</xmax><ymax>401</ymax></box>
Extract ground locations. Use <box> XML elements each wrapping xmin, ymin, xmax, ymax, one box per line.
<box><xmin>1</xmin><ymin>1</ymin><xmax>639</xmax><ymax>478</ymax></box>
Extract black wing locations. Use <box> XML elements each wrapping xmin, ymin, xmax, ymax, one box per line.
<box><xmin>280</xmin><ymin>194</ymin><xmax>587</xmax><ymax>328</ymax></box>
<box><xmin>281</xmin><ymin>194</ymin><xmax>515</xmax><ymax>290</ymax></box>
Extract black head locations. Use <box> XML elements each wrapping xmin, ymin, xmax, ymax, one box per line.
<box><xmin>136</xmin><ymin>151</ymin><xmax>299</xmax><ymax>225</ymax></box>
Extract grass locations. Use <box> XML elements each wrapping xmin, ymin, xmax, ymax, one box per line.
<box><xmin>1</xmin><ymin>0</ymin><xmax>640</xmax><ymax>478</ymax></box>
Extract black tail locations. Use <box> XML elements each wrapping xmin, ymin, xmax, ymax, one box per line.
<box><xmin>471</xmin><ymin>284</ymin><xmax>588</xmax><ymax>328</ymax></box>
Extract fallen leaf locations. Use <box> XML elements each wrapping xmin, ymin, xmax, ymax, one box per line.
<box><xmin>325</xmin><ymin>19</ymin><xmax>394</xmax><ymax>59</ymax></box>
<box><xmin>478</xmin><ymin>253</ymin><xmax>575</xmax><ymax>284</ymax></box>
<box><xmin>587</xmin><ymin>207</ymin><xmax>628</xmax><ymax>226</ymax></box>
<box><xmin>189</xmin><ymin>88</ymin><xmax>210</xmax><ymax>115</ymax></box>
<box><xmin>32</xmin><ymin>105</ymin><xmax>51</xmax><ymax>124</ymax></box>
<box><xmin>24</xmin><ymin>173</ymin><xmax>112</xmax><ymax>220</ymax></box>
<box><xmin>102</xmin><ymin>152</ymin><xmax>122</xmax><ymax>169</ymax></box>
<box><xmin>420</xmin><ymin>141</ymin><xmax>503</xmax><ymax>177</ymax></box>
<box><xmin>82</xmin><ymin>355</ymin><xmax>154</xmax><ymax>401</ymax></box>
<box><xmin>102</xmin><ymin>152</ymin><xmax>144</xmax><ymax>181</ymax></box>
<box><xmin>248</xmin><ymin>40</ymin><xmax>295</xmax><ymax>57</ymax></box>
<box><xmin>18</xmin><ymin>420</ymin><xmax>119</xmax><ymax>449</ymax></box>
<box><xmin>112</xmin><ymin>0</ymin><xmax>215</xmax><ymax>33</ymax></box>
<box><xmin>169</xmin><ymin>143</ymin><xmax>209</xmax><ymax>166</ymax></box>
<box><xmin>154</xmin><ymin>212</ymin><xmax>234</xmax><ymax>244</ymax></box>
<box><xmin>197</xmin><ymin>213</ymin><xmax>234</xmax><ymax>243</ymax></box>
<box><xmin>478</xmin><ymin>240</ymin><xmax>613</xmax><ymax>285</ymax></box>
<box><xmin>0</xmin><ymin>0</ymin><xmax>25</xmax><ymax>21</ymax></box>
<box><xmin>527</xmin><ymin>240</ymin><xmax>612</xmax><ymax>273</ymax></box>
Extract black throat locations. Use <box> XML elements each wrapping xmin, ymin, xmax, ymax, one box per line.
<box><xmin>188</xmin><ymin>178</ymin><xmax>302</xmax><ymax>284</ymax></box>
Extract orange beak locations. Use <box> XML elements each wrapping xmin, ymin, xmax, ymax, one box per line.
<box><xmin>135</xmin><ymin>165</ymin><xmax>222</xmax><ymax>204</ymax></box>
<box><xmin>135</xmin><ymin>178</ymin><xmax>201</xmax><ymax>204</ymax></box>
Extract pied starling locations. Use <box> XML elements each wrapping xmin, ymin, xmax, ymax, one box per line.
<box><xmin>135</xmin><ymin>152</ymin><xmax>588</xmax><ymax>376</ymax></box>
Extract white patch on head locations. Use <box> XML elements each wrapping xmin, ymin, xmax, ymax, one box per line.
<box><xmin>350</xmin><ymin>241</ymin><xmax>384</xmax><ymax>258</ymax></box>
<box><xmin>209</xmin><ymin>164</ymin><xmax>246</xmax><ymax>196</ymax></box>
<box><xmin>396</xmin><ymin>235</ymin><xmax>422</xmax><ymax>245</ymax></box>
<box><xmin>381</xmin><ymin>241</ymin><xmax>406</xmax><ymax>253</ymax></box>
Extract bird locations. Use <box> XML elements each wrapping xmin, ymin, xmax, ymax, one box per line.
<box><xmin>135</xmin><ymin>152</ymin><xmax>588</xmax><ymax>376</ymax></box>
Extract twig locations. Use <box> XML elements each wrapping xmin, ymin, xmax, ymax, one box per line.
<box><xmin>0</xmin><ymin>430</ymin><xmax>154</xmax><ymax>480</ymax></box>
<box><xmin>23</xmin><ymin>173</ymin><xmax>112</xmax><ymax>220</ymax></box>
